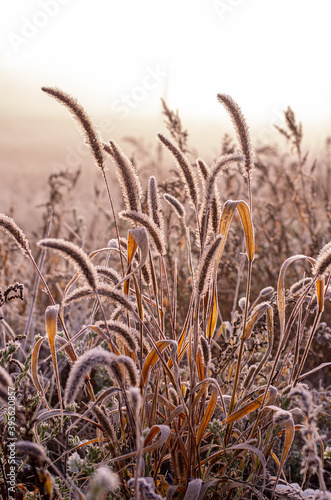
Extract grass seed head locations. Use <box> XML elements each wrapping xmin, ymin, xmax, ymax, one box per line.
<box><xmin>0</xmin><ymin>214</ymin><xmax>30</xmax><ymax>254</ymax></box>
<box><xmin>42</xmin><ymin>87</ymin><xmax>105</xmax><ymax>171</ymax></box>
<box><xmin>64</xmin><ymin>283</ymin><xmax>135</xmax><ymax>314</ymax></box>
<box><xmin>313</xmin><ymin>240</ymin><xmax>331</xmax><ymax>278</ymax></box>
<box><xmin>200</xmin><ymin>336</ymin><xmax>211</xmax><ymax>368</ymax></box>
<box><xmin>217</xmin><ymin>93</ymin><xmax>255</xmax><ymax>177</ymax></box>
<box><xmin>158</xmin><ymin>132</ymin><xmax>200</xmax><ymax>209</ymax></box>
<box><xmin>87</xmin><ymin>466</ymin><xmax>120</xmax><ymax>499</ymax></box>
<box><xmin>128</xmin><ymin>386</ymin><xmax>142</xmax><ymax>413</ymax></box>
<box><xmin>64</xmin><ymin>348</ymin><xmax>138</xmax><ymax>405</ymax></box>
<box><xmin>163</xmin><ymin>193</ymin><xmax>186</xmax><ymax>219</ymax></box>
<box><xmin>107</xmin><ymin>140</ymin><xmax>142</xmax><ymax>212</ymax></box>
<box><xmin>195</xmin><ymin>235</ymin><xmax>223</xmax><ymax>296</ymax></box>
<box><xmin>148</xmin><ymin>175</ymin><xmax>165</xmax><ymax>233</ymax></box>
<box><xmin>16</xmin><ymin>441</ymin><xmax>46</xmax><ymax>460</ymax></box>
<box><xmin>119</xmin><ymin>210</ymin><xmax>166</xmax><ymax>255</ymax></box>
<box><xmin>94</xmin><ymin>320</ymin><xmax>138</xmax><ymax>353</ymax></box>
<box><xmin>93</xmin><ymin>405</ymin><xmax>116</xmax><ymax>443</ymax></box>
<box><xmin>0</xmin><ymin>366</ymin><xmax>13</xmax><ymax>388</ymax></box>
<box><xmin>38</xmin><ymin>238</ymin><xmax>98</xmax><ymax>290</ymax></box>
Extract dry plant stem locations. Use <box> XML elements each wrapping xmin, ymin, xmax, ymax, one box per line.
<box><xmin>231</xmin><ymin>240</ymin><xmax>246</xmax><ymax>328</ymax></box>
<box><xmin>248</xmin><ymin>284</ymin><xmax>319</xmax><ymax>439</ymax></box>
<box><xmin>149</xmin><ymin>251</ymin><xmax>161</xmax><ymax>328</ymax></box>
<box><xmin>20</xmin><ymin>207</ymin><xmax>53</xmax><ymax>361</ymax></box>
<box><xmin>95</xmin><ymin>293</ymin><xmax>117</xmax><ymax>353</ymax></box>
<box><xmin>187</xmin><ymin>297</ymin><xmax>200</xmax><ymax>476</ymax></box>
<box><xmin>247</xmin><ymin>174</ymin><xmax>253</xmax><ymax>214</ymax></box>
<box><xmin>101</xmin><ymin>168</ymin><xmax>125</xmax><ymax>277</ymax></box>
<box><xmin>27</xmin><ymin>251</ymin><xmax>74</xmax><ymax>345</ymax></box>
<box><xmin>228</xmin><ymin>259</ymin><xmax>252</xmax><ymax>415</ymax></box>
<box><xmin>280</xmin><ymin>278</ymin><xmax>317</xmax><ymax>352</ymax></box>
<box><xmin>173</xmin><ymin>258</ymin><xmax>178</xmax><ymax>338</ymax></box>
<box><xmin>192</xmin><ymin>297</ymin><xmax>201</xmax><ymax>387</ymax></box>
<box><xmin>161</xmin><ymin>255</ymin><xmax>175</xmax><ymax>338</ymax></box>
<box><xmin>286</xmin><ymin>287</ymin><xmax>315</xmax><ymax>381</ymax></box>
<box><xmin>294</xmin><ymin>293</ymin><xmax>304</xmax><ymax>366</ymax></box>
<box><xmin>292</xmin><ymin>309</ymin><xmax>323</xmax><ymax>387</ymax></box>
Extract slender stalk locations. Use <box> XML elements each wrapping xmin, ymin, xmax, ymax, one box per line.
<box><xmin>161</xmin><ymin>255</ymin><xmax>175</xmax><ymax>338</ymax></box>
<box><xmin>228</xmin><ymin>259</ymin><xmax>252</xmax><ymax>415</ymax></box>
<box><xmin>101</xmin><ymin>169</ymin><xmax>125</xmax><ymax>277</ymax></box>
<box><xmin>293</xmin><ymin>310</ymin><xmax>323</xmax><ymax>387</ymax></box>
<box><xmin>19</xmin><ymin>207</ymin><xmax>53</xmax><ymax>361</ymax></box>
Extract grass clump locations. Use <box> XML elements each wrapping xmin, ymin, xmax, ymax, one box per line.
<box><xmin>0</xmin><ymin>88</ymin><xmax>330</xmax><ymax>500</ymax></box>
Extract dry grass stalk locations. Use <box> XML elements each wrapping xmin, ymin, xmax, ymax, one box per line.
<box><xmin>195</xmin><ymin>235</ymin><xmax>223</xmax><ymax>296</ymax></box>
<box><xmin>217</xmin><ymin>94</ymin><xmax>255</xmax><ymax>178</ymax></box>
<box><xmin>163</xmin><ymin>193</ymin><xmax>186</xmax><ymax>218</ymax></box>
<box><xmin>64</xmin><ymin>348</ymin><xmax>138</xmax><ymax>405</ymax></box>
<box><xmin>157</xmin><ymin>133</ymin><xmax>200</xmax><ymax>210</ymax></box>
<box><xmin>42</xmin><ymin>86</ymin><xmax>105</xmax><ymax>171</ymax></box>
<box><xmin>94</xmin><ymin>320</ymin><xmax>139</xmax><ymax>354</ymax></box>
<box><xmin>1</xmin><ymin>89</ymin><xmax>330</xmax><ymax>499</ymax></box>
<box><xmin>106</xmin><ymin>140</ymin><xmax>142</xmax><ymax>212</ymax></box>
<box><xmin>63</xmin><ymin>283</ymin><xmax>135</xmax><ymax>314</ymax></box>
<box><xmin>313</xmin><ymin>240</ymin><xmax>331</xmax><ymax>278</ymax></box>
<box><xmin>119</xmin><ymin>210</ymin><xmax>166</xmax><ymax>255</ymax></box>
<box><xmin>147</xmin><ymin>175</ymin><xmax>165</xmax><ymax>234</ymax></box>
<box><xmin>0</xmin><ymin>213</ymin><xmax>30</xmax><ymax>254</ymax></box>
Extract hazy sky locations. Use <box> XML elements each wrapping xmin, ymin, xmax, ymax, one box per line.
<box><xmin>1</xmin><ymin>0</ymin><xmax>331</xmax><ymax>147</ymax></box>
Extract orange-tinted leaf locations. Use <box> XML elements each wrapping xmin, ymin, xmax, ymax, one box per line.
<box><xmin>223</xmin><ymin>389</ymin><xmax>273</xmax><ymax>425</ymax></box>
<box><xmin>206</xmin><ymin>285</ymin><xmax>218</xmax><ymax>339</ymax></box>
<box><xmin>196</xmin><ymin>346</ymin><xmax>205</xmax><ymax>382</ymax></box>
<box><xmin>215</xmin><ymin>200</ymin><xmax>255</xmax><ymax>274</ymax></box>
<box><xmin>196</xmin><ymin>386</ymin><xmax>217</xmax><ymax>445</ymax></box>
<box><xmin>277</xmin><ymin>254</ymin><xmax>315</xmax><ymax>343</ymax></box>
<box><xmin>316</xmin><ymin>277</ymin><xmax>325</xmax><ymax>313</ymax></box>
<box><xmin>141</xmin><ymin>340</ymin><xmax>177</xmax><ymax>385</ymax></box>
<box><xmin>243</xmin><ymin>302</ymin><xmax>270</xmax><ymax>340</ymax></box>
<box><xmin>45</xmin><ymin>304</ymin><xmax>63</xmax><ymax>422</ymax></box>
<box><xmin>31</xmin><ymin>337</ymin><xmax>46</xmax><ymax>394</ymax></box>
<box><xmin>273</xmin><ymin>416</ymin><xmax>295</xmax><ymax>496</ymax></box>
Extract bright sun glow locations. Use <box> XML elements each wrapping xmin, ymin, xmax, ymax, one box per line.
<box><xmin>1</xmin><ymin>0</ymin><xmax>331</xmax><ymax>141</ymax></box>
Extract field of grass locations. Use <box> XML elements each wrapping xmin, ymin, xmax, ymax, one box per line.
<box><xmin>0</xmin><ymin>88</ymin><xmax>330</xmax><ymax>500</ymax></box>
